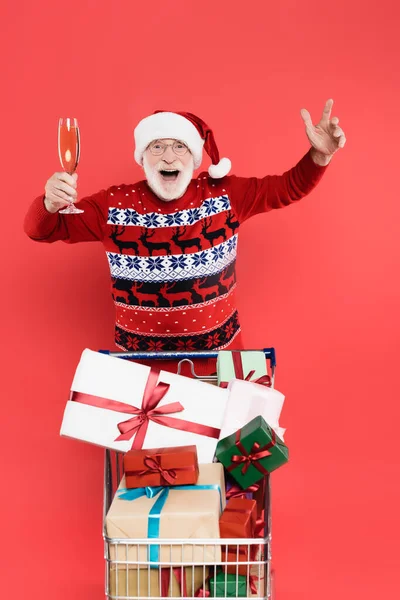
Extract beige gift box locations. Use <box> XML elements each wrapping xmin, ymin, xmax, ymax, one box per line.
<box><xmin>109</xmin><ymin>566</ymin><xmax>210</xmax><ymax>597</ymax></box>
<box><xmin>106</xmin><ymin>463</ymin><xmax>226</xmax><ymax>566</ymax></box>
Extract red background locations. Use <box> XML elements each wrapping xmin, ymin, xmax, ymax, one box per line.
<box><xmin>1</xmin><ymin>0</ymin><xmax>399</xmax><ymax>598</ymax></box>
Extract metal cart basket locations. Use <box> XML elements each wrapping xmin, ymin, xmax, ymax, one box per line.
<box><xmin>102</xmin><ymin>349</ymin><xmax>277</xmax><ymax>600</ymax></box>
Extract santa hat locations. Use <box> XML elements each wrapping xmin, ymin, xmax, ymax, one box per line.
<box><xmin>134</xmin><ymin>110</ymin><xmax>231</xmax><ymax>178</ymax></box>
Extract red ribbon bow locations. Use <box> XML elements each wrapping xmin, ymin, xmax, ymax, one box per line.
<box><xmin>226</xmin><ymin>483</ymin><xmax>260</xmax><ymax>500</ymax></box>
<box><xmin>227</xmin><ymin>429</ymin><xmax>277</xmax><ymax>476</ymax></box>
<box><xmin>70</xmin><ymin>366</ymin><xmax>220</xmax><ymax>449</ymax></box>
<box><xmin>220</xmin><ymin>352</ymin><xmax>271</xmax><ymax>388</ymax></box>
<box><xmin>115</xmin><ymin>368</ymin><xmax>182</xmax><ymax>448</ymax></box>
<box><xmin>136</xmin><ymin>455</ymin><xmax>178</xmax><ymax>485</ymax></box>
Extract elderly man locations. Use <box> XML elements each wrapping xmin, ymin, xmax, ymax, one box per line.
<box><xmin>24</xmin><ymin>101</ymin><xmax>346</xmax><ymax>358</ymax></box>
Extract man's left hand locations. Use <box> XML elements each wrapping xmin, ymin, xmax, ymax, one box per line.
<box><xmin>300</xmin><ymin>99</ymin><xmax>346</xmax><ymax>166</ymax></box>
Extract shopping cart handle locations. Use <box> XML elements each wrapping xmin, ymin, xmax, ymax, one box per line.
<box><xmin>98</xmin><ymin>347</ymin><xmax>276</xmax><ymax>368</ymax></box>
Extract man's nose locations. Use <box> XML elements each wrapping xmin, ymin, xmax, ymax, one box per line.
<box><xmin>163</xmin><ymin>145</ymin><xmax>176</xmax><ymax>162</ymax></box>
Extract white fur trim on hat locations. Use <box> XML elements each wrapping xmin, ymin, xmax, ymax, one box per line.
<box><xmin>134</xmin><ymin>112</ymin><xmax>204</xmax><ymax>168</ymax></box>
<box><xmin>208</xmin><ymin>157</ymin><xmax>232</xmax><ymax>178</ymax></box>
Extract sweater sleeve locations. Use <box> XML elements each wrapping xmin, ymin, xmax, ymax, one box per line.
<box><xmin>227</xmin><ymin>148</ymin><xmax>330</xmax><ymax>223</ymax></box>
<box><xmin>23</xmin><ymin>188</ymin><xmax>110</xmax><ymax>243</ymax></box>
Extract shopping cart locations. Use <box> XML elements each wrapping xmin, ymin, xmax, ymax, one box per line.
<box><xmin>101</xmin><ymin>349</ymin><xmax>277</xmax><ymax>600</ymax></box>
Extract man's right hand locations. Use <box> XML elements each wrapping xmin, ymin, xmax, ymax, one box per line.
<box><xmin>44</xmin><ymin>172</ymin><xmax>78</xmax><ymax>214</ymax></box>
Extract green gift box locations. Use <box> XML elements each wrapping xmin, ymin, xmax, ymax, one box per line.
<box><xmin>215</xmin><ymin>416</ymin><xmax>289</xmax><ymax>489</ymax></box>
<box><xmin>209</xmin><ymin>572</ymin><xmax>247</xmax><ymax>597</ymax></box>
<box><xmin>217</xmin><ymin>351</ymin><xmax>270</xmax><ymax>387</ymax></box>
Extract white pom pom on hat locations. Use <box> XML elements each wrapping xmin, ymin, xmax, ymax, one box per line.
<box><xmin>134</xmin><ymin>110</ymin><xmax>231</xmax><ymax>178</ymax></box>
<box><xmin>208</xmin><ymin>157</ymin><xmax>232</xmax><ymax>179</ymax></box>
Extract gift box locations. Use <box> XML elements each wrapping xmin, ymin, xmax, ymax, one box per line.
<box><xmin>217</xmin><ymin>351</ymin><xmax>270</xmax><ymax>388</ymax></box>
<box><xmin>109</xmin><ymin>565</ymin><xmax>208</xmax><ymax>597</ymax></box>
<box><xmin>60</xmin><ymin>349</ymin><xmax>229</xmax><ymax>463</ymax></box>
<box><xmin>209</xmin><ymin>572</ymin><xmax>247</xmax><ymax>597</ymax></box>
<box><xmin>194</xmin><ymin>567</ymin><xmax>264</xmax><ymax>598</ymax></box>
<box><xmin>220</xmin><ymin>498</ymin><xmax>257</xmax><ymax>538</ymax></box>
<box><xmin>123</xmin><ymin>445</ymin><xmax>199</xmax><ymax>488</ymax></box>
<box><xmin>225</xmin><ymin>480</ymin><xmax>269</xmax><ymax>541</ymax></box>
<box><xmin>219</xmin><ymin>378</ymin><xmax>286</xmax><ymax>442</ymax></box>
<box><xmin>220</xmin><ymin>497</ymin><xmax>258</xmax><ymax>576</ymax></box>
<box><xmin>106</xmin><ymin>463</ymin><xmax>225</xmax><ymax>566</ymax></box>
<box><xmin>216</xmin><ymin>416</ymin><xmax>289</xmax><ymax>489</ymax></box>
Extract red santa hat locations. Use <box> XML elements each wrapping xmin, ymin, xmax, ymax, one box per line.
<box><xmin>134</xmin><ymin>110</ymin><xmax>231</xmax><ymax>178</ymax></box>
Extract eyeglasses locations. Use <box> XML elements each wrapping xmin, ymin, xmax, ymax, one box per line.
<box><xmin>148</xmin><ymin>140</ymin><xmax>189</xmax><ymax>156</ymax></box>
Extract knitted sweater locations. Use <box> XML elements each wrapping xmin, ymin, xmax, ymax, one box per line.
<box><xmin>24</xmin><ymin>149</ymin><xmax>328</xmax><ymax>353</ymax></box>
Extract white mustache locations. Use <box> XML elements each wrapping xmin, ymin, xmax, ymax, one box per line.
<box><xmin>155</xmin><ymin>162</ymin><xmax>182</xmax><ymax>172</ymax></box>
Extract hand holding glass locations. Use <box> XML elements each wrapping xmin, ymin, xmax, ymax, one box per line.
<box><xmin>58</xmin><ymin>118</ymin><xmax>84</xmax><ymax>214</ymax></box>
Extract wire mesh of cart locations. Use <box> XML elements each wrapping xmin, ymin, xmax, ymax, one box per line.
<box><xmin>102</xmin><ymin>349</ymin><xmax>277</xmax><ymax>600</ymax></box>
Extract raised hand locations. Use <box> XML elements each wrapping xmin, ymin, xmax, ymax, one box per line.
<box><xmin>300</xmin><ymin>99</ymin><xmax>346</xmax><ymax>164</ymax></box>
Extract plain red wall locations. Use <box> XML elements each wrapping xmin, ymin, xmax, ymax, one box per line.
<box><xmin>1</xmin><ymin>0</ymin><xmax>399</xmax><ymax>598</ymax></box>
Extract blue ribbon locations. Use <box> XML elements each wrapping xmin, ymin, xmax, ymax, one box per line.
<box><xmin>117</xmin><ymin>483</ymin><xmax>223</xmax><ymax>565</ymax></box>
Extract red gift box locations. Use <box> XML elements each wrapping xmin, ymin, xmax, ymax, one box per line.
<box><xmin>219</xmin><ymin>497</ymin><xmax>257</xmax><ymax>575</ymax></box>
<box><xmin>123</xmin><ymin>445</ymin><xmax>199</xmax><ymax>488</ymax></box>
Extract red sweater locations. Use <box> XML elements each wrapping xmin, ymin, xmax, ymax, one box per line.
<box><xmin>24</xmin><ymin>149</ymin><xmax>328</xmax><ymax>353</ymax></box>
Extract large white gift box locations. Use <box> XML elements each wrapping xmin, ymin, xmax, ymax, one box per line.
<box><xmin>219</xmin><ymin>379</ymin><xmax>286</xmax><ymax>441</ymax></box>
<box><xmin>60</xmin><ymin>349</ymin><xmax>229</xmax><ymax>463</ymax></box>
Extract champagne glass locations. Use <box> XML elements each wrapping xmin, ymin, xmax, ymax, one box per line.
<box><xmin>58</xmin><ymin>117</ymin><xmax>84</xmax><ymax>214</ymax></box>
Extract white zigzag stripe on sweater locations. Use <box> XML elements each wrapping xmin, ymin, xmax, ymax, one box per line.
<box><xmin>107</xmin><ymin>235</ymin><xmax>238</xmax><ymax>282</ymax></box>
<box><xmin>107</xmin><ymin>194</ymin><xmax>231</xmax><ymax>228</ymax></box>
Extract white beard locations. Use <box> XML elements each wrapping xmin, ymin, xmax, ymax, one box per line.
<box><xmin>143</xmin><ymin>154</ymin><xmax>194</xmax><ymax>201</ymax></box>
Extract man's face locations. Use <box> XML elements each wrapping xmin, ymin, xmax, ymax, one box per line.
<box><xmin>143</xmin><ymin>138</ymin><xmax>194</xmax><ymax>201</ymax></box>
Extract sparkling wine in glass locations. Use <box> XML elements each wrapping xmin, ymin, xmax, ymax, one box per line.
<box><xmin>58</xmin><ymin>117</ymin><xmax>84</xmax><ymax>214</ymax></box>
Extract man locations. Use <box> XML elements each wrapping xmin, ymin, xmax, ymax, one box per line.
<box><xmin>24</xmin><ymin>100</ymin><xmax>346</xmax><ymax>357</ymax></box>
